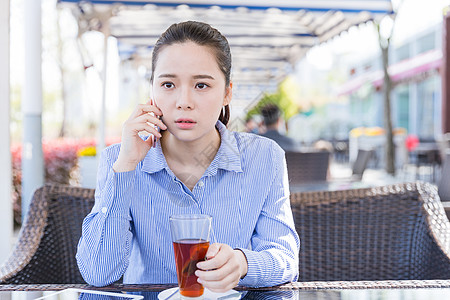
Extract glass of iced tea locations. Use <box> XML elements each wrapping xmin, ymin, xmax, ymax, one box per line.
<box><xmin>169</xmin><ymin>214</ymin><xmax>211</xmax><ymax>299</ymax></box>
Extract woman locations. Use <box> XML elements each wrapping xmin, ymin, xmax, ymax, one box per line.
<box><xmin>76</xmin><ymin>21</ymin><xmax>299</xmax><ymax>291</ymax></box>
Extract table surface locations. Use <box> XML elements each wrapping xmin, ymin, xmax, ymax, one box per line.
<box><xmin>3</xmin><ymin>281</ymin><xmax>450</xmax><ymax>300</ymax></box>
<box><xmin>289</xmin><ymin>180</ymin><xmax>366</xmax><ymax>193</ymax></box>
<box><xmin>2</xmin><ymin>288</ymin><xmax>450</xmax><ymax>300</ymax></box>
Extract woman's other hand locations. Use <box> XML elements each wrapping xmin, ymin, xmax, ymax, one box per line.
<box><xmin>195</xmin><ymin>243</ymin><xmax>248</xmax><ymax>293</ymax></box>
<box><xmin>113</xmin><ymin>99</ymin><xmax>167</xmax><ymax>172</ymax></box>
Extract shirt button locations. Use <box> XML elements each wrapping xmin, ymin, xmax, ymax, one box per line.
<box><xmin>101</xmin><ymin>207</ymin><xmax>107</xmax><ymax>214</ymax></box>
<box><xmin>198</xmin><ymin>181</ymin><xmax>204</xmax><ymax>187</ymax></box>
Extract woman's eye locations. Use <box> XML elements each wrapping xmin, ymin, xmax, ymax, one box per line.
<box><xmin>196</xmin><ymin>83</ymin><xmax>209</xmax><ymax>89</ymax></box>
<box><xmin>162</xmin><ymin>82</ymin><xmax>174</xmax><ymax>89</ymax></box>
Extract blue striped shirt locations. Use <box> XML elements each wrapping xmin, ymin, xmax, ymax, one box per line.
<box><xmin>76</xmin><ymin>121</ymin><xmax>300</xmax><ymax>287</ymax></box>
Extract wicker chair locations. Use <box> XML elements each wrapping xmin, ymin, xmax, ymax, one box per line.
<box><xmin>291</xmin><ymin>182</ymin><xmax>450</xmax><ymax>281</ymax></box>
<box><xmin>285</xmin><ymin>151</ymin><xmax>330</xmax><ymax>184</ymax></box>
<box><xmin>0</xmin><ymin>184</ymin><xmax>95</xmax><ymax>284</ymax></box>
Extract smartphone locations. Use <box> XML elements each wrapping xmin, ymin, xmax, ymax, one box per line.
<box><xmin>150</xmin><ymin>88</ymin><xmax>161</xmax><ymax>146</ymax></box>
<box><xmin>35</xmin><ymin>288</ymin><xmax>143</xmax><ymax>300</ymax></box>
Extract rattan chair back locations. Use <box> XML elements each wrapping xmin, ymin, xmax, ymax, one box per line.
<box><xmin>0</xmin><ymin>184</ymin><xmax>95</xmax><ymax>284</ymax></box>
<box><xmin>291</xmin><ymin>182</ymin><xmax>450</xmax><ymax>281</ymax></box>
<box><xmin>286</xmin><ymin>151</ymin><xmax>330</xmax><ymax>184</ymax></box>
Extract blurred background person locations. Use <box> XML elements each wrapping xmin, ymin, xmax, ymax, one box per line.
<box><xmin>244</xmin><ymin>115</ymin><xmax>260</xmax><ymax>134</ymax></box>
<box><xmin>260</xmin><ymin>104</ymin><xmax>300</xmax><ymax>152</ymax></box>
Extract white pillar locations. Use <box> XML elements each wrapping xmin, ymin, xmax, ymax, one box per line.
<box><xmin>98</xmin><ymin>32</ymin><xmax>109</xmax><ymax>156</ymax></box>
<box><xmin>22</xmin><ymin>0</ymin><xmax>44</xmax><ymax>221</ymax></box>
<box><xmin>0</xmin><ymin>0</ymin><xmax>13</xmax><ymax>263</ymax></box>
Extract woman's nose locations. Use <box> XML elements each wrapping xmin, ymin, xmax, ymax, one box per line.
<box><xmin>176</xmin><ymin>88</ymin><xmax>194</xmax><ymax>110</ymax></box>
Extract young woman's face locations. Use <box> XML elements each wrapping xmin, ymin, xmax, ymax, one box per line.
<box><xmin>152</xmin><ymin>41</ymin><xmax>231</xmax><ymax>143</ymax></box>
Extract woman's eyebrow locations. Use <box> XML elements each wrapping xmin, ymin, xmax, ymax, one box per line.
<box><xmin>193</xmin><ymin>75</ymin><xmax>215</xmax><ymax>80</ymax></box>
<box><xmin>158</xmin><ymin>74</ymin><xmax>176</xmax><ymax>78</ymax></box>
<box><xmin>157</xmin><ymin>74</ymin><xmax>214</xmax><ymax>80</ymax></box>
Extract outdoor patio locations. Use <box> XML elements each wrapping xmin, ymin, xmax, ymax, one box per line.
<box><xmin>2</xmin><ymin>1</ymin><xmax>450</xmax><ymax>298</ymax></box>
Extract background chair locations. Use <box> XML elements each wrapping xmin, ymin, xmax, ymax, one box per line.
<box><xmin>0</xmin><ymin>184</ymin><xmax>95</xmax><ymax>284</ymax></box>
<box><xmin>351</xmin><ymin>149</ymin><xmax>373</xmax><ymax>180</ymax></box>
<box><xmin>409</xmin><ymin>141</ymin><xmax>442</xmax><ymax>183</ymax></box>
<box><xmin>438</xmin><ymin>150</ymin><xmax>450</xmax><ymax>202</ymax></box>
<box><xmin>437</xmin><ymin>133</ymin><xmax>450</xmax><ymax>164</ymax></box>
<box><xmin>285</xmin><ymin>151</ymin><xmax>331</xmax><ymax>184</ymax></box>
<box><xmin>291</xmin><ymin>182</ymin><xmax>450</xmax><ymax>281</ymax></box>
<box><xmin>326</xmin><ymin>148</ymin><xmax>373</xmax><ymax>184</ymax></box>
<box><xmin>438</xmin><ymin>150</ymin><xmax>450</xmax><ymax>220</ymax></box>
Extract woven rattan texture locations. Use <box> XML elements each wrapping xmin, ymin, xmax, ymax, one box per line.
<box><xmin>291</xmin><ymin>182</ymin><xmax>450</xmax><ymax>282</ymax></box>
<box><xmin>0</xmin><ymin>184</ymin><xmax>95</xmax><ymax>284</ymax></box>
<box><xmin>2</xmin><ymin>280</ymin><xmax>450</xmax><ymax>291</ymax></box>
<box><xmin>2</xmin><ymin>182</ymin><xmax>449</xmax><ymax>285</ymax></box>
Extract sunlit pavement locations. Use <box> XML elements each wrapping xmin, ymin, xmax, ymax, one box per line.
<box><xmin>330</xmin><ymin>161</ymin><xmax>440</xmax><ymax>187</ymax></box>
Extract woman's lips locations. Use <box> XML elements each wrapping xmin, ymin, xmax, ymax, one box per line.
<box><xmin>175</xmin><ymin>119</ymin><xmax>196</xmax><ymax>129</ymax></box>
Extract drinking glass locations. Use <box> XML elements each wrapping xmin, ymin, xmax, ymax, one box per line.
<box><xmin>169</xmin><ymin>214</ymin><xmax>212</xmax><ymax>299</ymax></box>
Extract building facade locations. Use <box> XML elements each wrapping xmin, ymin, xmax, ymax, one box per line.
<box><xmin>340</xmin><ymin>24</ymin><xmax>442</xmax><ymax>140</ymax></box>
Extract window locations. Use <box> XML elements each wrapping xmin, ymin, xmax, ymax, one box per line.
<box><xmin>417</xmin><ymin>77</ymin><xmax>436</xmax><ymax>139</ymax></box>
<box><xmin>395</xmin><ymin>44</ymin><xmax>410</xmax><ymax>62</ymax></box>
<box><xmin>395</xmin><ymin>85</ymin><xmax>410</xmax><ymax>131</ymax></box>
<box><xmin>417</xmin><ymin>33</ymin><xmax>435</xmax><ymax>54</ymax></box>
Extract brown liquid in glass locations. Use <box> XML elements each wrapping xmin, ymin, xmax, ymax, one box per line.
<box><xmin>173</xmin><ymin>239</ymin><xmax>210</xmax><ymax>297</ymax></box>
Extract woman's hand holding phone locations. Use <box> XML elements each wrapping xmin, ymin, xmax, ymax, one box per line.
<box><xmin>113</xmin><ymin>99</ymin><xmax>167</xmax><ymax>172</ymax></box>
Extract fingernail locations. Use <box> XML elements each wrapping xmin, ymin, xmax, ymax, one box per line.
<box><xmin>197</xmin><ymin>278</ymin><xmax>202</xmax><ymax>284</ymax></box>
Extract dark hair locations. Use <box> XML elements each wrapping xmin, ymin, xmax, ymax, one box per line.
<box><xmin>151</xmin><ymin>21</ymin><xmax>231</xmax><ymax>126</ymax></box>
<box><xmin>260</xmin><ymin>104</ymin><xmax>281</xmax><ymax>126</ymax></box>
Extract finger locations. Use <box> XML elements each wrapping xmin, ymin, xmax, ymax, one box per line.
<box><xmin>148</xmin><ymin>98</ymin><xmax>163</xmax><ymax>115</ymax></box>
<box><xmin>129</xmin><ymin>103</ymin><xmax>163</xmax><ymax>120</ymax></box>
<box><xmin>139</xmin><ymin>126</ymin><xmax>162</xmax><ymax>139</ymax></box>
<box><xmin>133</xmin><ymin>113</ymin><xmax>167</xmax><ymax>130</ymax></box>
<box><xmin>195</xmin><ymin>261</ymin><xmax>234</xmax><ymax>282</ymax></box>
<box><xmin>125</xmin><ymin>122</ymin><xmax>162</xmax><ymax>138</ymax></box>
<box><xmin>197</xmin><ymin>245</ymin><xmax>228</xmax><ymax>270</ymax></box>
<box><xmin>144</xmin><ymin>104</ymin><xmax>163</xmax><ymax>117</ymax></box>
<box><xmin>196</xmin><ymin>252</ymin><xmax>228</xmax><ymax>271</ymax></box>
<box><xmin>145</xmin><ymin>134</ymin><xmax>156</xmax><ymax>149</ymax></box>
<box><xmin>206</xmin><ymin>243</ymin><xmax>220</xmax><ymax>260</ymax></box>
<box><xmin>198</xmin><ymin>274</ymin><xmax>238</xmax><ymax>293</ymax></box>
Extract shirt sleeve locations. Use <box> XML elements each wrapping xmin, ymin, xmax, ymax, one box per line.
<box><xmin>237</xmin><ymin>142</ymin><xmax>300</xmax><ymax>287</ymax></box>
<box><xmin>76</xmin><ymin>145</ymin><xmax>136</xmax><ymax>286</ymax></box>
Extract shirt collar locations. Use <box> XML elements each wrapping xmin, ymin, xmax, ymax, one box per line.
<box><xmin>141</xmin><ymin>138</ymin><xmax>167</xmax><ymax>174</ymax></box>
<box><xmin>206</xmin><ymin>120</ymin><xmax>243</xmax><ymax>176</ymax></box>
<box><xmin>141</xmin><ymin>121</ymin><xmax>243</xmax><ymax>175</ymax></box>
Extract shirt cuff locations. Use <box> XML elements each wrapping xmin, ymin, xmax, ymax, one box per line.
<box><xmin>98</xmin><ymin>167</ymin><xmax>136</xmax><ymax>217</ymax></box>
<box><xmin>236</xmin><ymin>248</ymin><xmax>272</xmax><ymax>287</ymax></box>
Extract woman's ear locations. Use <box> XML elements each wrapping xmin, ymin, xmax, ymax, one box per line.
<box><xmin>223</xmin><ymin>82</ymin><xmax>232</xmax><ymax>106</ymax></box>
